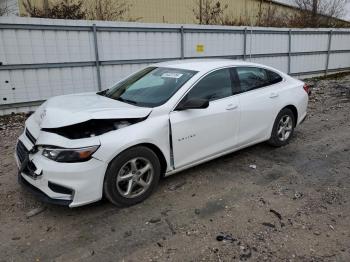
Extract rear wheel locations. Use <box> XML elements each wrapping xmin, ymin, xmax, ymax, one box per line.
<box><xmin>268</xmin><ymin>108</ymin><xmax>295</xmax><ymax>147</ymax></box>
<box><xmin>104</xmin><ymin>146</ymin><xmax>161</xmax><ymax>207</ymax></box>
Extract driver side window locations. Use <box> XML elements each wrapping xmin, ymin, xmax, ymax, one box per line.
<box><xmin>186</xmin><ymin>68</ymin><xmax>233</xmax><ymax>102</ymax></box>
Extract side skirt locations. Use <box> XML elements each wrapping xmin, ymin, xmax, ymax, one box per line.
<box><xmin>164</xmin><ymin>137</ymin><xmax>268</xmax><ymax>177</ymax></box>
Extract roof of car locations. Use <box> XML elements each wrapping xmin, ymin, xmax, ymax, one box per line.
<box><xmin>154</xmin><ymin>59</ymin><xmax>261</xmax><ymax>72</ymax></box>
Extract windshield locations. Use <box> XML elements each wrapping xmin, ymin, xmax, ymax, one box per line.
<box><xmin>103</xmin><ymin>67</ymin><xmax>197</xmax><ymax>107</ymax></box>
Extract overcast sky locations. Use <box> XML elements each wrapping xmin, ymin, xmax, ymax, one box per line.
<box><xmin>274</xmin><ymin>0</ymin><xmax>350</xmax><ymax>20</ymax></box>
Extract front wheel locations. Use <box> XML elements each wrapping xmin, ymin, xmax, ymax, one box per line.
<box><xmin>268</xmin><ymin>108</ymin><xmax>295</xmax><ymax>147</ymax></box>
<box><xmin>103</xmin><ymin>146</ymin><xmax>161</xmax><ymax>207</ymax></box>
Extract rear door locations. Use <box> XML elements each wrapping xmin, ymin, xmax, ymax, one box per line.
<box><xmin>169</xmin><ymin>68</ymin><xmax>240</xmax><ymax>169</ymax></box>
<box><xmin>233</xmin><ymin>67</ymin><xmax>284</xmax><ymax>146</ymax></box>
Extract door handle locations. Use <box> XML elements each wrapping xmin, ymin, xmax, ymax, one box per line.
<box><xmin>226</xmin><ymin>104</ymin><xmax>238</xmax><ymax>110</ymax></box>
<box><xmin>269</xmin><ymin>92</ymin><xmax>279</xmax><ymax>98</ymax></box>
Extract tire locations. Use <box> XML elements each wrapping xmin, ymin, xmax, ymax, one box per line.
<box><xmin>268</xmin><ymin>108</ymin><xmax>296</xmax><ymax>147</ymax></box>
<box><xmin>103</xmin><ymin>146</ymin><xmax>161</xmax><ymax>207</ymax></box>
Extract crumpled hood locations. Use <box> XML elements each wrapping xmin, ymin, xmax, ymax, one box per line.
<box><xmin>34</xmin><ymin>92</ymin><xmax>152</xmax><ymax>128</ymax></box>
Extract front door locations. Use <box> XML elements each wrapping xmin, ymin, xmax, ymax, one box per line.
<box><xmin>169</xmin><ymin>68</ymin><xmax>240</xmax><ymax>169</ymax></box>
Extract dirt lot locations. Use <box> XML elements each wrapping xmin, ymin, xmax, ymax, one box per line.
<box><xmin>0</xmin><ymin>73</ymin><xmax>350</xmax><ymax>262</ymax></box>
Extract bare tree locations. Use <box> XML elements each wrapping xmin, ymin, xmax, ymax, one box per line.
<box><xmin>322</xmin><ymin>0</ymin><xmax>349</xmax><ymax>20</ymax></box>
<box><xmin>43</xmin><ymin>0</ymin><xmax>49</xmax><ymax>16</ymax></box>
<box><xmin>0</xmin><ymin>0</ymin><xmax>18</xmax><ymax>16</ymax></box>
<box><xmin>22</xmin><ymin>0</ymin><xmax>41</xmax><ymax>17</ymax></box>
<box><xmin>192</xmin><ymin>0</ymin><xmax>228</xmax><ymax>25</ymax></box>
<box><xmin>221</xmin><ymin>15</ymin><xmax>249</xmax><ymax>26</ymax></box>
<box><xmin>294</xmin><ymin>0</ymin><xmax>349</xmax><ymax>26</ymax></box>
<box><xmin>23</xmin><ymin>0</ymin><xmax>86</xmax><ymax>19</ymax></box>
<box><xmin>85</xmin><ymin>0</ymin><xmax>139</xmax><ymax>21</ymax></box>
<box><xmin>22</xmin><ymin>0</ymin><xmax>139</xmax><ymax>21</ymax></box>
<box><xmin>296</xmin><ymin>0</ymin><xmax>349</xmax><ymax>18</ymax></box>
<box><xmin>0</xmin><ymin>4</ymin><xmax>8</xmax><ymax>16</ymax></box>
<box><xmin>258</xmin><ymin>5</ymin><xmax>290</xmax><ymax>27</ymax></box>
<box><xmin>222</xmin><ymin>1</ymin><xmax>289</xmax><ymax>27</ymax></box>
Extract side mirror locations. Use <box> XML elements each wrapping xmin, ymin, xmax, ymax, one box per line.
<box><xmin>176</xmin><ymin>98</ymin><xmax>209</xmax><ymax>111</ymax></box>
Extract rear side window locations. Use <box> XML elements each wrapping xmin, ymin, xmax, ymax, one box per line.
<box><xmin>236</xmin><ymin>67</ymin><xmax>283</xmax><ymax>92</ymax></box>
<box><xmin>186</xmin><ymin>68</ymin><xmax>233</xmax><ymax>101</ymax></box>
<box><xmin>266</xmin><ymin>70</ymin><xmax>283</xmax><ymax>85</ymax></box>
<box><xmin>236</xmin><ymin>67</ymin><xmax>269</xmax><ymax>92</ymax></box>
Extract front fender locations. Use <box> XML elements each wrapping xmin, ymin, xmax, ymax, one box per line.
<box><xmin>94</xmin><ymin>115</ymin><xmax>171</xmax><ymax>172</ymax></box>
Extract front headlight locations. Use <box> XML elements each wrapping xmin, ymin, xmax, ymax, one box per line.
<box><xmin>42</xmin><ymin>145</ymin><xmax>99</xmax><ymax>163</ymax></box>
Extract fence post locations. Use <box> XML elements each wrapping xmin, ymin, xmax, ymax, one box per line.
<box><xmin>180</xmin><ymin>26</ymin><xmax>185</xmax><ymax>59</ymax></box>
<box><xmin>325</xmin><ymin>30</ymin><xmax>333</xmax><ymax>76</ymax></box>
<box><xmin>92</xmin><ymin>24</ymin><xmax>102</xmax><ymax>91</ymax></box>
<box><xmin>243</xmin><ymin>27</ymin><xmax>247</xmax><ymax>61</ymax></box>
<box><xmin>288</xmin><ymin>29</ymin><xmax>292</xmax><ymax>75</ymax></box>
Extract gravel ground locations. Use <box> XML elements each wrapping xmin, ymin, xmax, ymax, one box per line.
<box><xmin>0</xmin><ymin>73</ymin><xmax>350</xmax><ymax>262</ymax></box>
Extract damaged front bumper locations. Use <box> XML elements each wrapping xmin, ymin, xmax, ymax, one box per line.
<box><xmin>15</xmin><ymin>127</ymin><xmax>108</xmax><ymax>208</ymax></box>
<box><xmin>18</xmin><ymin>173</ymin><xmax>73</xmax><ymax>206</ymax></box>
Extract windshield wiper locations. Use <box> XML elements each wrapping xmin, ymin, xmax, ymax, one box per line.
<box><xmin>116</xmin><ymin>97</ymin><xmax>138</xmax><ymax>105</ymax></box>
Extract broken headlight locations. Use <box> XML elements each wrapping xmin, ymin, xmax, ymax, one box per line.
<box><xmin>42</xmin><ymin>145</ymin><xmax>99</xmax><ymax>163</ymax></box>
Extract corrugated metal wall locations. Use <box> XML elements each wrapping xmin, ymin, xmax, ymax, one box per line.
<box><xmin>0</xmin><ymin>17</ymin><xmax>350</xmax><ymax>115</ymax></box>
<box><xmin>184</xmin><ymin>32</ymin><xmax>244</xmax><ymax>57</ymax></box>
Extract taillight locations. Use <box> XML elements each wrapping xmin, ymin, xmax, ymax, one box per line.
<box><xmin>303</xmin><ymin>84</ymin><xmax>311</xmax><ymax>96</ymax></box>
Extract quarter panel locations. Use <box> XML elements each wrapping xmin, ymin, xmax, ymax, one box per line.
<box><xmin>237</xmin><ymin>85</ymin><xmax>281</xmax><ymax>146</ymax></box>
<box><xmin>277</xmin><ymin>80</ymin><xmax>308</xmax><ymax>125</ymax></box>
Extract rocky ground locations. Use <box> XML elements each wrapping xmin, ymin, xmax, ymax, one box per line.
<box><xmin>0</xmin><ymin>73</ymin><xmax>349</xmax><ymax>262</ymax></box>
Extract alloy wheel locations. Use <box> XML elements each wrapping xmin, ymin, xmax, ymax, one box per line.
<box><xmin>116</xmin><ymin>157</ymin><xmax>154</xmax><ymax>198</ymax></box>
<box><xmin>277</xmin><ymin>115</ymin><xmax>293</xmax><ymax>141</ymax></box>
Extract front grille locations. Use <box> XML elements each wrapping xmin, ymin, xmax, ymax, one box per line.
<box><xmin>16</xmin><ymin>140</ymin><xmax>29</xmax><ymax>164</ymax></box>
<box><xmin>16</xmin><ymin>140</ymin><xmax>40</xmax><ymax>179</ymax></box>
<box><xmin>25</xmin><ymin>128</ymin><xmax>37</xmax><ymax>145</ymax></box>
<box><xmin>26</xmin><ymin>161</ymin><xmax>37</xmax><ymax>174</ymax></box>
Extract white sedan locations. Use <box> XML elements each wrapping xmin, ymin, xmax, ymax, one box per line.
<box><xmin>16</xmin><ymin>59</ymin><xmax>309</xmax><ymax>207</ymax></box>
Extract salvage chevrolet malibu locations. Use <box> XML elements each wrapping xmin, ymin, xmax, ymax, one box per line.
<box><xmin>15</xmin><ymin>59</ymin><xmax>309</xmax><ymax>207</ymax></box>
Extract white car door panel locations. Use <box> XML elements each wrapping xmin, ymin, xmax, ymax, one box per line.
<box><xmin>170</xmin><ymin>96</ymin><xmax>239</xmax><ymax>168</ymax></box>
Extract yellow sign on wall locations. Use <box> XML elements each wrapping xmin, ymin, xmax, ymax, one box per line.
<box><xmin>196</xmin><ymin>44</ymin><xmax>204</xmax><ymax>53</ymax></box>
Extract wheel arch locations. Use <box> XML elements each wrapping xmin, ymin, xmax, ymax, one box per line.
<box><xmin>106</xmin><ymin>142</ymin><xmax>168</xmax><ymax>177</ymax></box>
<box><xmin>283</xmin><ymin>105</ymin><xmax>298</xmax><ymax>127</ymax></box>
<box><xmin>137</xmin><ymin>143</ymin><xmax>168</xmax><ymax>177</ymax></box>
